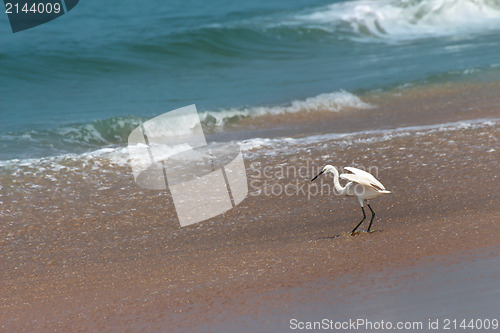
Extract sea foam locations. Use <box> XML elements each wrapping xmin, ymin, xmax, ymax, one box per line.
<box><xmin>2</xmin><ymin>117</ymin><xmax>496</xmax><ymax>178</ymax></box>
<box><xmin>294</xmin><ymin>0</ymin><xmax>500</xmax><ymax>41</ymax></box>
<box><xmin>200</xmin><ymin>90</ymin><xmax>373</xmax><ymax>126</ymax></box>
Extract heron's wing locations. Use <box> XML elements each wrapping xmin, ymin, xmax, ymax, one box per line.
<box><xmin>340</xmin><ymin>173</ymin><xmax>384</xmax><ymax>191</ymax></box>
<box><xmin>340</xmin><ymin>173</ymin><xmax>372</xmax><ymax>188</ymax></box>
<box><xmin>343</xmin><ymin>167</ymin><xmax>386</xmax><ymax>190</ymax></box>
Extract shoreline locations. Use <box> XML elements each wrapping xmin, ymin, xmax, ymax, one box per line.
<box><xmin>206</xmin><ymin>80</ymin><xmax>500</xmax><ymax>142</ymax></box>
<box><xmin>1</xmin><ymin>79</ymin><xmax>500</xmax><ymax>331</ymax></box>
<box><xmin>1</xmin><ymin>79</ymin><xmax>500</xmax><ymax>165</ymax></box>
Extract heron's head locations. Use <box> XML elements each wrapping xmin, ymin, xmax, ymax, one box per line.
<box><xmin>323</xmin><ymin>165</ymin><xmax>335</xmax><ymax>172</ymax></box>
<box><xmin>311</xmin><ymin>164</ymin><xmax>335</xmax><ymax>182</ymax></box>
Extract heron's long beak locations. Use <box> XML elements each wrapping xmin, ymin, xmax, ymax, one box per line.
<box><xmin>311</xmin><ymin>170</ymin><xmax>324</xmax><ymax>182</ymax></box>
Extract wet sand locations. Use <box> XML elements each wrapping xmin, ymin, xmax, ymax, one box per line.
<box><xmin>193</xmin><ymin>247</ymin><xmax>500</xmax><ymax>333</ymax></box>
<box><xmin>1</xmin><ymin>81</ymin><xmax>499</xmax><ymax>331</ymax></box>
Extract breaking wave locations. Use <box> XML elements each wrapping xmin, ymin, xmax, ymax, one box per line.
<box><xmin>292</xmin><ymin>0</ymin><xmax>500</xmax><ymax>41</ymax></box>
<box><xmin>0</xmin><ymin>91</ymin><xmax>372</xmax><ymax>161</ymax></box>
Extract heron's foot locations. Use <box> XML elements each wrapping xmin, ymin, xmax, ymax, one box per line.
<box><xmin>367</xmin><ymin>229</ymin><xmax>375</xmax><ymax>233</ymax></box>
<box><xmin>349</xmin><ymin>231</ymin><xmax>360</xmax><ymax>236</ymax></box>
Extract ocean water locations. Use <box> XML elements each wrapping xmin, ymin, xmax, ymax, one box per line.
<box><xmin>1</xmin><ymin>0</ymin><xmax>500</xmax><ymax>161</ymax></box>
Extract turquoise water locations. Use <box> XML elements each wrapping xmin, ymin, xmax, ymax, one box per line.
<box><xmin>1</xmin><ymin>0</ymin><xmax>500</xmax><ymax>160</ymax></box>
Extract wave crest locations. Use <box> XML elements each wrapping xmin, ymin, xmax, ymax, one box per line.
<box><xmin>200</xmin><ymin>90</ymin><xmax>373</xmax><ymax>128</ymax></box>
<box><xmin>295</xmin><ymin>0</ymin><xmax>500</xmax><ymax>41</ymax></box>
<box><xmin>1</xmin><ymin>91</ymin><xmax>371</xmax><ymax>161</ymax></box>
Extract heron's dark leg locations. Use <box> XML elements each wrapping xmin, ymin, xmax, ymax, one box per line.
<box><xmin>366</xmin><ymin>203</ymin><xmax>376</xmax><ymax>233</ymax></box>
<box><xmin>350</xmin><ymin>206</ymin><xmax>366</xmax><ymax>235</ymax></box>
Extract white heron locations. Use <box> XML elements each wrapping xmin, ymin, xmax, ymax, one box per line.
<box><xmin>311</xmin><ymin>165</ymin><xmax>391</xmax><ymax>235</ymax></box>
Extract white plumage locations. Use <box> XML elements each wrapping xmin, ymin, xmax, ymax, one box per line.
<box><xmin>311</xmin><ymin>165</ymin><xmax>391</xmax><ymax>234</ymax></box>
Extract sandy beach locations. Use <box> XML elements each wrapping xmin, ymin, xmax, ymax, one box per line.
<box><xmin>1</xmin><ymin>81</ymin><xmax>499</xmax><ymax>332</ymax></box>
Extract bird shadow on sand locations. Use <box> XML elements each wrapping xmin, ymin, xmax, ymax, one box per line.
<box><xmin>318</xmin><ymin>229</ymin><xmax>384</xmax><ymax>240</ymax></box>
<box><xmin>318</xmin><ymin>235</ymin><xmax>342</xmax><ymax>240</ymax></box>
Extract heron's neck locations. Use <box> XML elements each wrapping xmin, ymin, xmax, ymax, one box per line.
<box><xmin>330</xmin><ymin>167</ymin><xmax>346</xmax><ymax>194</ymax></box>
